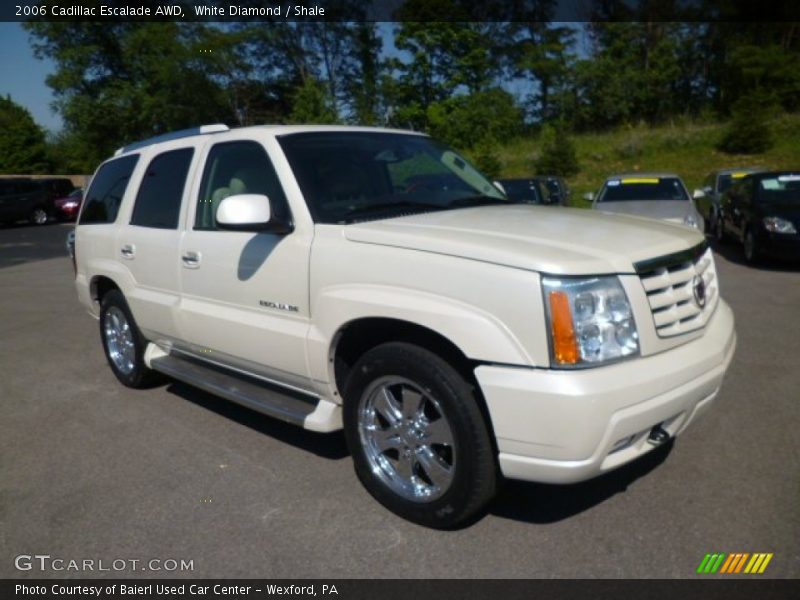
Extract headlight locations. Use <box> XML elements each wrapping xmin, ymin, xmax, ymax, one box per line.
<box><xmin>542</xmin><ymin>276</ymin><xmax>639</xmax><ymax>368</ymax></box>
<box><xmin>763</xmin><ymin>216</ymin><xmax>797</xmax><ymax>234</ymax></box>
<box><xmin>683</xmin><ymin>214</ymin><xmax>699</xmax><ymax>229</ymax></box>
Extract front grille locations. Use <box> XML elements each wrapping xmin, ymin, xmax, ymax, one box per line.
<box><xmin>637</xmin><ymin>246</ymin><xmax>719</xmax><ymax>337</ymax></box>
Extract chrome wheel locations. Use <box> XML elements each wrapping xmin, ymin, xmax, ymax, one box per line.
<box><xmin>358</xmin><ymin>377</ymin><xmax>456</xmax><ymax>502</ymax></box>
<box><xmin>31</xmin><ymin>208</ymin><xmax>48</xmax><ymax>225</ymax></box>
<box><xmin>103</xmin><ymin>306</ymin><xmax>136</xmax><ymax>374</ymax></box>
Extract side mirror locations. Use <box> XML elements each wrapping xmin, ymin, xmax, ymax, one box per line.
<box><xmin>692</xmin><ymin>188</ymin><xmax>706</xmax><ymax>200</ymax></box>
<box><xmin>216</xmin><ymin>194</ymin><xmax>292</xmax><ymax>233</ymax></box>
<box><xmin>493</xmin><ymin>181</ymin><xmax>506</xmax><ymax>195</ymax></box>
<box><xmin>583</xmin><ymin>191</ymin><xmax>595</xmax><ymax>202</ymax></box>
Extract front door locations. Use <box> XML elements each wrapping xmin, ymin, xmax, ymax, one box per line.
<box><xmin>177</xmin><ymin>137</ymin><xmax>313</xmax><ymax>392</ymax></box>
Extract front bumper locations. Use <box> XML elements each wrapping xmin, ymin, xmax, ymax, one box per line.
<box><xmin>476</xmin><ymin>299</ymin><xmax>736</xmax><ymax>484</ymax></box>
<box><xmin>757</xmin><ymin>230</ymin><xmax>800</xmax><ymax>259</ymax></box>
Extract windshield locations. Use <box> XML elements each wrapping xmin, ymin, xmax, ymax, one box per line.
<box><xmin>719</xmin><ymin>171</ymin><xmax>751</xmax><ymax>193</ymax></box>
<box><xmin>757</xmin><ymin>174</ymin><xmax>800</xmax><ymax>203</ymax></box>
<box><xmin>277</xmin><ymin>132</ymin><xmax>508</xmax><ymax>224</ymax></box>
<box><xmin>599</xmin><ymin>177</ymin><xmax>689</xmax><ymax>202</ymax></box>
<box><xmin>498</xmin><ymin>179</ymin><xmax>542</xmax><ymax>204</ymax></box>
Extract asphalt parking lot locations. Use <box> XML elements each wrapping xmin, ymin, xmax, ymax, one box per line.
<box><xmin>1</xmin><ymin>222</ymin><xmax>798</xmax><ymax>579</ymax></box>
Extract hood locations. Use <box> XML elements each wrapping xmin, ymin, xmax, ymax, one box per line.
<box><xmin>594</xmin><ymin>200</ymin><xmax>697</xmax><ymax>222</ymax></box>
<box><xmin>343</xmin><ymin>205</ymin><xmax>704</xmax><ymax>275</ymax></box>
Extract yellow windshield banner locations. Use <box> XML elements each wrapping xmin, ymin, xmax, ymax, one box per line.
<box><xmin>732</xmin><ymin>172</ymin><xmax>749</xmax><ymax>178</ymax></box>
<box><xmin>620</xmin><ymin>178</ymin><xmax>660</xmax><ymax>184</ymax></box>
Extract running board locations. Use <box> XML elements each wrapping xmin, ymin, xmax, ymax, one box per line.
<box><xmin>150</xmin><ymin>354</ymin><xmax>318</xmax><ymax>426</ymax></box>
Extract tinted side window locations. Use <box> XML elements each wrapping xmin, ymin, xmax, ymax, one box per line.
<box><xmin>195</xmin><ymin>141</ymin><xmax>289</xmax><ymax>230</ymax></box>
<box><xmin>131</xmin><ymin>148</ymin><xmax>194</xmax><ymax>229</ymax></box>
<box><xmin>80</xmin><ymin>155</ymin><xmax>139</xmax><ymax>225</ymax></box>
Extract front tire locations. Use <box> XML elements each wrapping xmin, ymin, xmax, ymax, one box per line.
<box><xmin>99</xmin><ymin>289</ymin><xmax>161</xmax><ymax>388</ymax></box>
<box><xmin>743</xmin><ymin>227</ymin><xmax>761</xmax><ymax>264</ymax></box>
<box><xmin>342</xmin><ymin>342</ymin><xmax>497</xmax><ymax>529</ymax></box>
<box><xmin>713</xmin><ymin>213</ymin><xmax>727</xmax><ymax>244</ymax></box>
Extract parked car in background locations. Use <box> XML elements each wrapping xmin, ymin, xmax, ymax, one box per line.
<box><xmin>536</xmin><ymin>175</ymin><xmax>571</xmax><ymax>206</ymax></box>
<box><xmin>496</xmin><ymin>178</ymin><xmax>547</xmax><ymax>204</ymax></box>
<box><xmin>590</xmin><ymin>173</ymin><xmax>703</xmax><ymax>231</ymax></box>
<box><xmin>717</xmin><ymin>171</ymin><xmax>800</xmax><ymax>263</ymax></box>
<box><xmin>38</xmin><ymin>177</ymin><xmax>76</xmax><ymax>218</ymax></box>
<box><xmin>694</xmin><ymin>168</ymin><xmax>762</xmax><ymax>237</ymax></box>
<box><xmin>53</xmin><ymin>188</ymin><xmax>84</xmax><ymax>221</ymax></box>
<box><xmin>0</xmin><ymin>178</ymin><xmax>51</xmax><ymax>225</ymax></box>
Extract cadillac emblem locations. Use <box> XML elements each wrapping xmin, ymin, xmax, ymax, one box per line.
<box><xmin>692</xmin><ymin>274</ymin><xmax>706</xmax><ymax>308</ymax></box>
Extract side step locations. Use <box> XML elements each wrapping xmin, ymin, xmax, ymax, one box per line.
<box><xmin>150</xmin><ymin>354</ymin><xmax>318</xmax><ymax>426</ymax></box>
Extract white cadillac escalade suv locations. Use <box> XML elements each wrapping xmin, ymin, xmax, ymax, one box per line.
<box><xmin>73</xmin><ymin>124</ymin><xmax>736</xmax><ymax>528</ymax></box>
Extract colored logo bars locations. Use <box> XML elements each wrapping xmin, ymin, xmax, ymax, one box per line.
<box><xmin>697</xmin><ymin>553</ymin><xmax>773</xmax><ymax>574</ymax></box>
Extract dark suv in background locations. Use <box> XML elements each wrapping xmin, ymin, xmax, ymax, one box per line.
<box><xmin>496</xmin><ymin>176</ymin><xmax>571</xmax><ymax>206</ymax></box>
<box><xmin>0</xmin><ymin>178</ymin><xmax>51</xmax><ymax>225</ymax></box>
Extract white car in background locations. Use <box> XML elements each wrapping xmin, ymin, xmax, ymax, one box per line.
<box><xmin>590</xmin><ymin>173</ymin><xmax>704</xmax><ymax>231</ymax></box>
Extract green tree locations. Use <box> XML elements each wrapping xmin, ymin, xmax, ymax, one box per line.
<box><xmin>572</xmin><ymin>22</ymin><xmax>684</xmax><ymax>129</ymax></box>
<box><xmin>534</xmin><ymin>124</ymin><xmax>580</xmax><ymax>177</ymax></box>
<box><xmin>387</xmin><ymin>0</ymin><xmax>505</xmax><ymax>130</ymax></box>
<box><xmin>288</xmin><ymin>78</ymin><xmax>339</xmax><ymax>124</ymax></box>
<box><xmin>425</xmin><ymin>89</ymin><xmax>521</xmax><ymax>150</ymax></box>
<box><xmin>717</xmin><ymin>93</ymin><xmax>773</xmax><ymax>154</ymax></box>
<box><xmin>0</xmin><ymin>95</ymin><xmax>49</xmax><ymax>173</ymax></box>
<box><xmin>500</xmin><ymin>1</ymin><xmax>575</xmax><ymax>123</ymax></box>
<box><xmin>346</xmin><ymin>23</ymin><xmax>383</xmax><ymax>125</ymax></box>
<box><xmin>24</xmin><ymin>21</ymin><xmax>235</xmax><ymax>170</ymax></box>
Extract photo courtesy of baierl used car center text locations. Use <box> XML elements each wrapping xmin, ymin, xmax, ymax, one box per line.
<box><xmin>0</xmin><ymin>1</ymin><xmax>797</xmax><ymax>598</ymax></box>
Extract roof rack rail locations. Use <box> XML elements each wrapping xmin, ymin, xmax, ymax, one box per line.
<box><xmin>114</xmin><ymin>124</ymin><xmax>229</xmax><ymax>156</ymax></box>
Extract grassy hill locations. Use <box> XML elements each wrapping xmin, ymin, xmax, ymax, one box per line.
<box><xmin>497</xmin><ymin>112</ymin><xmax>800</xmax><ymax>207</ymax></box>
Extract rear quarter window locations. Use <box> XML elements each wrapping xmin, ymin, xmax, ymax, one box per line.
<box><xmin>79</xmin><ymin>155</ymin><xmax>140</xmax><ymax>225</ymax></box>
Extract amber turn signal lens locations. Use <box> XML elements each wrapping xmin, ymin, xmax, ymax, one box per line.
<box><xmin>549</xmin><ymin>291</ymin><xmax>579</xmax><ymax>364</ymax></box>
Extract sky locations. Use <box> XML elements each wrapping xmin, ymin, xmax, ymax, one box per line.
<box><xmin>0</xmin><ymin>22</ymin><xmax>61</xmax><ymax>132</ymax></box>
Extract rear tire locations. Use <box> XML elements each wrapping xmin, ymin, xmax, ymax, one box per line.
<box><xmin>99</xmin><ymin>290</ymin><xmax>161</xmax><ymax>388</ymax></box>
<box><xmin>342</xmin><ymin>342</ymin><xmax>497</xmax><ymax>529</ymax></box>
<box><xmin>29</xmin><ymin>206</ymin><xmax>48</xmax><ymax>225</ymax></box>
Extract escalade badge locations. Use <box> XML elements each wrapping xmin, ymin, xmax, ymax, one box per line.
<box><xmin>692</xmin><ymin>275</ymin><xmax>706</xmax><ymax>308</ymax></box>
<box><xmin>259</xmin><ymin>300</ymin><xmax>299</xmax><ymax>312</ymax></box>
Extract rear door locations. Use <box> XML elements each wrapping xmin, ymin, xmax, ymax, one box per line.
<box><xmin>176</xmin><ymin>135</ymin><xmax>313</xmax><ymax>391</ymax></box>
<box><xmin>115</xmin><ymin>147</ymin><xmax>196</xmax><ymax>343</ymax></box>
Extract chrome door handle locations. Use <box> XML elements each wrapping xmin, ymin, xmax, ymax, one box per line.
<box><xmin>120</xmin><ymin>244</ymin><xmax>135</xmax><ymax>259</ymax></box>
<box><xmin>182</xmin><ymin>251</ymin><xmax>201</xmax><ymax>268</ymax></box>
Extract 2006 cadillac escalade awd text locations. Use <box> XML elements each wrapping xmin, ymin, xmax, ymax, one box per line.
<box><xmin>73</xmin><ymin>124</ymin><xmax>736</xmax><ymax>528</ymax></box>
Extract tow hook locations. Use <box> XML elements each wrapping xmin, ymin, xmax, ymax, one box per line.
<box><xmin>648</xmin><ymin>424</ymin><xmax>670</xmax><ymax>445</ymax></box>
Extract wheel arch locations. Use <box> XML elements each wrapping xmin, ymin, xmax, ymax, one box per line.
<box><xmin>331</xmin><ymin>317</ymin><xmax>476</xmax><ymax>396</ymax></box>
<box><xmin>90</xmin><ymin>275</ymin><xmax>121</xmax><ymax>307</ymax></box>
<box><xmin>327</xmin><ymin>317</ymin><xmax>501</xmax><ymax>456</ymax></box>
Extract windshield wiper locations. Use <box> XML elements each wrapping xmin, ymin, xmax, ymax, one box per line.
<box><xmin>339</xmin><ymin>201</ymin><xmax>445</xmax><ymax>223</ymax></box>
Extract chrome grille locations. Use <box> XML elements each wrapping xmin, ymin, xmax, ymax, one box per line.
<box><xmin>638</xmin><ymin>247</ymin><xmax>719</xmax><ymax>337</ymax></box>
